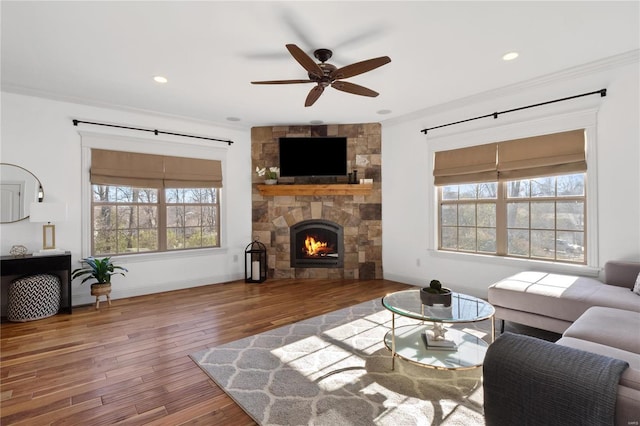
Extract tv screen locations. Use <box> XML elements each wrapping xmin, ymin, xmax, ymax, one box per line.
<box><xmin>279</xmin><ymin>137</ymin><xmax>348</xmax><ymax>177</ymax></box>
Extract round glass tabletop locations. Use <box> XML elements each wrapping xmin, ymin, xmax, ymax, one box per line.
<box><xmin>382</xmin><ymin>289</ymin><xmax>495</xmax><ymax>323</ymax></box>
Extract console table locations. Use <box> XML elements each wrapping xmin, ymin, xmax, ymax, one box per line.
<box><xmin>1</xmin><ymin>252</ymin><xmax>72</xmax><ymax>319</ymax></box>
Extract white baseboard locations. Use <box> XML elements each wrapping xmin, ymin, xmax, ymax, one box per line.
<box><xmin>383</xmin><ymin>272</ymin><xmax>486</xmax><ymax>299</ymax></box>
<box><xmin>71</xmin><ymin>272</ymin><xmax>244</xmax><ymax>307</ymax></box>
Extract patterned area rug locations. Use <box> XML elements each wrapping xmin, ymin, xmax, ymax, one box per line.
<box><xmin>191</xmin><ymin>299</ymin><xmax>493</xmax><ymax>425</ymax></box>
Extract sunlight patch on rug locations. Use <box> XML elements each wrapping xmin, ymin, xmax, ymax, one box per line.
<box><xmin>190</xmin><ymin>299</ymin><xmax>487</xmax><ymax>425</ymax></box>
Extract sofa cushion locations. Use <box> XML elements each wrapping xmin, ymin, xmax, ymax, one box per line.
<box><xmin>563</xmin><ymin>307</ymin><xmax>640</xmax><ymax>354</ymax></box>
<box><xmin>488</xmin><ymin>272</ymin><xmax>640</xmax><ymax>324</ymax></box>
<box><xmin>605</xmin><ymin>261</ymin><xmax>640</xmax><ymax>289</ymax></box>
<box><xmin>489</xmin><ymin>272</ymin><xmax>601</xmax><ymax>322</ymax></box>
<box><xmin>586</xmin><ymin>285</ymin><xmax>640</xmax><ymax>313</ymax></box>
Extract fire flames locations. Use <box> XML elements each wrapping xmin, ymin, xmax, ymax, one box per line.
<box><xmin>304</xmin><ymin>235</ymin><xmax>333</xmax><ymax>256</ymax></box>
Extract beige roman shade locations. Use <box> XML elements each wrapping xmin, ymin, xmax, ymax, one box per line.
<box><xmin>163</xmin><ymin>156</ymin><xmax>223</xmax><ymax>188</ymax></box>
<box><xmin>433</xmin><ymin>129</ymin><xmax>585</xmax><ymax>185</ymax></box>
<box><xmin>91</xmin><ymin>149</ymin><xmax>164</xmax><ymax>187</ymax></box>
<box><xmin>433</xmin><ymin>143</ymin><xmax>498</xmax><ymax>185</ymax></box>
<box><xmin>91</xmin><ymin>149</ymin><xmax>223</xmax><ymax>188</ymax></box>
<box><xmin>497</xmin><ymin>130</ymin><xmax>586</xmax><ymax>180</ymax></box>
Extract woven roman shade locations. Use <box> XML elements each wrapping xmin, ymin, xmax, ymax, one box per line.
<box><xmin>497</xmin><ymin>130</ymin><xmax>586</xmax><ymax>180</ymax></box>
<box><xmin>91</xmin><ymin>149</ymin><xmax>223</xmax><ymax>188</ymax></box>
<box><xmin>91</xmin><ymin>149</ymin><xmax>164</xmax><ymax>187</ymax></box>
<box><xmin>433</xmin><ymin>129</ymin><xmax>585</xmax><ymax>185</ymax></box>
<box><xmin>433</xmin><ymin>143</ymin><xmax>498</xmax><ymax>185</ymax></box>
<box><xmin>164</xmin><ymin>156</ymin><xmax>222</xmax><ymax>188</ymax></box>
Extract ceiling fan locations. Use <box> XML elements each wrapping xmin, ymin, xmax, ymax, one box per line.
<box><xmin>251</xmin><ymin>44</ymin><xmax>391</xmax><ymax>107</ymax></box>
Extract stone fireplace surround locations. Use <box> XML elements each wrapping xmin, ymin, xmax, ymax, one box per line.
<box><xmin>251</xmin><ymin>123</ymin><xmax>382</xmax><ymax>279</ymax></box>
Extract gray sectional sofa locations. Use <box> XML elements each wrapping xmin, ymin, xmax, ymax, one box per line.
<box><xmin>486</xmin><ymin>261</ymin><xmax>640</xmax><ymax>425</ymax></box>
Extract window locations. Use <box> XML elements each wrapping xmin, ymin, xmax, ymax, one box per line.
<box><xmin>165</xmin><ymin>188</ymin><xmax>219</xmax><ymax>250</ymax></box>
<box><xmin>89</xmin><ymin>149</ymin><xmax>222</xmax><ymax>256</ymax></box>
<box><xmin>434</xmin><ymin>130</ymin><xmax>587</xmax><ymax>264</ymax></box>
<box><xmin>92</xmin><ymin>185</ymin><xmax>220</xmax><ymax>255</ymax></box>
<box><xmin>439</xmin><ymin>173</ymin><xmax>585</xmax><ymax>263</ymax></box>
<box><xmin>92</xmin><ymin>185</ymin><xmax>159</xmax><ymax>255</ymax></box>
<box><xmin>441</xmin><ymin>182</ymin><xmax>498</xmax><ymax>254</ymax></box>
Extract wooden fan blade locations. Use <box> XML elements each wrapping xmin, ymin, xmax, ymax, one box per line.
<box><xmin>330</xmin><ymin>56</ymin><xmax>391</xmax><ymax>80</ymax></box>
<box><xmin>331</xmin><ymin>81</ymin><xmax>379</xmax><ymax>97</ymax></box>
<box><xmin>286</xmin><ymin>44</ymin><xmax>324</xmax><ymax>79</ymax></box>
<box><xmin>252</xmin><ymin>79</ymin><xmax>315</xmax><ymax>85</ymax></box>
<box><xmin>305</xmin><ymin>85</ymin><xmax>325</xmax><ymax>107</ymax></box>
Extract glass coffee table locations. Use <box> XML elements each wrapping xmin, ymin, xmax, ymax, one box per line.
<box><xmin>382</xmin><ymin>289</ymin><xmax>495</xmax><ymax>370</ymax></box>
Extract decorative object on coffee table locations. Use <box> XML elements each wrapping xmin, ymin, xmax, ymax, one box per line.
<box><xmin>431</xmin><ymin>322</ymin><xmax>448</xmax><ymax>340</ymax></box>
<box><xmin>71</xmin><ymin>256</ymin><xmax>128</xmax><ymax>309</ymax></box>
<box><xmin>420</xmin><ymin>279</ymin><xmax>452</xmax><ymax>306</ymax></box>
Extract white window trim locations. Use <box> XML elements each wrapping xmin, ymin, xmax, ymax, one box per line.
<box><xmin>79</xmin><ymin>130</ymin><xmax>229</xmax><ymax>261</ymax></box>
<box><xmin>425</xmin><ymin>107</ymin><xmax>599</xmax><ymax>275</ymax></box>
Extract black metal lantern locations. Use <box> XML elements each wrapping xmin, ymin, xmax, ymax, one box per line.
<box><xmin>245</xmin><ymin>239</ymin><xmax>267</xmax><ymax>283</ymax></box>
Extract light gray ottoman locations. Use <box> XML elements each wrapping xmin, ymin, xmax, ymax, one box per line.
<box><xmin>7</xmin><ymin>273</ymin><xmax>62</xmax><ymax>322</ymax></box>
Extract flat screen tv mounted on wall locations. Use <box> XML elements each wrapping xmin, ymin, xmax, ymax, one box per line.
<box><xmin>279</xmin><ymin>137</ymin><xmax>348</xmax><ymax>177</ymax></box>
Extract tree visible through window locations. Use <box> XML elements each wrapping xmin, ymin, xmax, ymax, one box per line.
<box><xmin>434</xmin><ymin>129</ymin><xmax>587</xmax><ymax>264</ymax></box>
<box><xmin>89</xmin><ymin>149</ymin><xmax>223</xmax><ymax>256</ymax></box>
<box><xmin>92</xmin><ymin>184</ymin><xmax>219</xmax><ymax>255</ymax></box>
<box><xmin>438</xmin><ymin>173</ymin><xmax>585</xmax><ymax>263</ymax></box>
<box><xmin>166</xmin><ymin>188</ymin><xmax>219</xmax><ymax>250</ymax></box>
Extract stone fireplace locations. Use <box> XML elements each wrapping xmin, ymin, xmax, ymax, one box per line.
<box><xmin>290</xmin><ymin>219</ymin><xmax>344</xmax><ymax>268</ymax></box>
<box><xmin>251</xmin><ymin>123</ymin><xmax>382</xmax><ymax>279</ymax></box>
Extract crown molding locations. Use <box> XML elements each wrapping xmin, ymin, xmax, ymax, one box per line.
<box><xmin>383</xmin><ymin>49</ymin><xmax>639</xmax><ymax>127</ymax></box>
<box><xmin>0</xmin><ymin>83</ymin><xmax>249</xmax><ymax>132</ymax></box>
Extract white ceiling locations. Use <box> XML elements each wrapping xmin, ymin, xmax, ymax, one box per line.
<box><xmin>2</xmin><ymin>1</ymin><xmax>638</xmax><ymax>129</ymax></box>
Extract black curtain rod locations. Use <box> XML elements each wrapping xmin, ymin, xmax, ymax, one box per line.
<box><xmin>420</xmin><ymin>88</ymin><xmax>607</xmax><ymax>135</ymax></box>
<box><xmin>72</xmin><ymin>119</ymin><xmax>234</xmax><ymax>146</ymax></box>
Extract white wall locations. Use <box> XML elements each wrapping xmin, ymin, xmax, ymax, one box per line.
<box><xmin>382</xmin><ymin>59</ymin><xmax>640</xmax><ymax>298</ymax></box>
<box><xmin>2</xmin><ymin>56</ymin><xmax>638</xmax><ymax>307</ymax></box>
<box><xmin>1</xmin><ymin>92</ymin><xmax>252</xmax><ymax>306</ymax></box>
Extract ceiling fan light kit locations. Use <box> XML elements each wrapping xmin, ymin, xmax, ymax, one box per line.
<box><xmin>251</xmin><ymin>44</ymin><xmax>391</xmax><ymax>107</ymax></box>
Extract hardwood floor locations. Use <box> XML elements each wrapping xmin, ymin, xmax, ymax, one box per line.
<box><xmin>1</xmin><ymin>278</ymin><xmax>412</xmax><ymax>425</ymax></box>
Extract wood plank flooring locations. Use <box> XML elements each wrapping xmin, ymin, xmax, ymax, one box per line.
<box><xmin>1</xmin><ymin>278</ymin><xmax>412</xmax><ymax>425</ymax></box>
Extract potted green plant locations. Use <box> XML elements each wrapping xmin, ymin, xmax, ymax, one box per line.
<box><xmin>420</xmin><ymin>279</ymin><xmax>452</xmax><ymax>306</ymax></box>
<box><xmin>71</xmin><ymin>256</ymin><xmax>127</xmax><ymax>309</ymax></box>
<box><xmin>256</xmin><ymin>166</ymin><xmax>279</xmax><ymax>185</ymax></box>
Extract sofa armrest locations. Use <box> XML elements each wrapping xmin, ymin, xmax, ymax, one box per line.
<box><xmin>604</xmin><ymin>261</ymin><xmax>640</xmax><ymax>289</ymax></box>
<box><xmin>483</xmin><ymin>332</ymin><xmax>629</xmax><ymax>426</ymax></box>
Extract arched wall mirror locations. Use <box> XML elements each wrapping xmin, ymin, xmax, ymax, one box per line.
<box><xmin>0</xmin><ymin>163</ymin><xmax>44</xmax><ymax>223</ymax></box>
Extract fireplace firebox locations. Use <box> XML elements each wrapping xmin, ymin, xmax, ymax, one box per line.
<box><xmin>290</xmin><ymin>219</ymin><xmax>344</xmax><ymax>268</ymax></box>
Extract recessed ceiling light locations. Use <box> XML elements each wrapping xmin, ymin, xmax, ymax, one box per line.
<box><xmin>377</xmin><ymin>109</ymin><xmax>392</xmax><ymax>115</ymax></box>
<box><xmin>502</xmin><ymin>52</ymin><xmax>519</xmax><ymax>61</ymax></box>
<box><xmin>226</xmin><ymin>117</ymin><xmax>241</xmax><ymax>122</ymax></box>
<box><xmin>153</xmin><ymin>75</ymin><xmax>168</xmax><ymax>84</ymax></box>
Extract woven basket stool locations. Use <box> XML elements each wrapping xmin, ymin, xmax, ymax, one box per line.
<box><xmin>7</xmin><ymin>274</ymin><xmax>61</xmax><ymax>322</ymax></box>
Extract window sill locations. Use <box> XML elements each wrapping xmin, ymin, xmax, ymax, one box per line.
<box><xmin>428</xmin><ymin>249</ymin><xmax>600</xmax><ymax>277</ymax></box>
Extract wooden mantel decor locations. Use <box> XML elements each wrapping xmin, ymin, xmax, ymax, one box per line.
<box><xmin>257</xmin><ymin>183</ymin><xmax>373</xmax><ymax>196</ymax></box>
